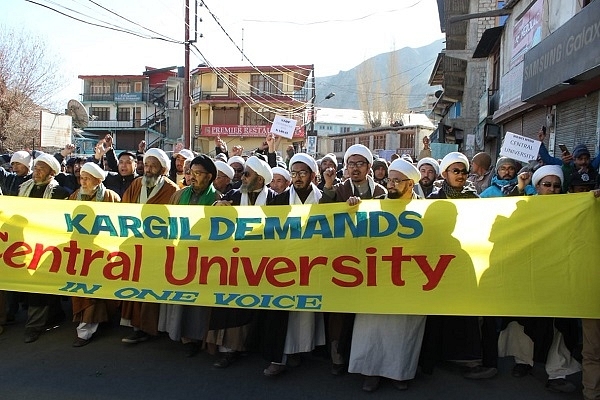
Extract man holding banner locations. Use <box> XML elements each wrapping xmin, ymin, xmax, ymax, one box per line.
<box><xmin>499</xmin><ymin>165</ymin><xmax>581</xmax><ymax>393</ymax></box>
<box><xmin>320</xmin><ymin>143</ymin><xmax>387</xmax><ymax>375</ymax></box>
<box><xmin>120</xmin><ymin>148</ymin><xmax>179</xmax><ymax>344</ymax></box>
<box><xmin>18</xmin><ymin>153</ymin><xmax>70</xmax><ymax>343</ymax></box>
<box><xmin>348</xmin><ymin>158</ymin><xmax>426</xmax><ymax>392</ymax></box>
<box><xmin>261</xmin><ymin>153</ymin><xmax>326</xmax><ymax>377</ymax></box>
<box><xmin>158</xmin><ymin>155</ymin><xmax>220</xmax><ymax>357</ymax></box>
<box><xmin>421</xmin><ymin>152</ymin><xmax>482</xmax><ymax>374</ymax></box>
<box><xmin>210</xmin><ymin>155</ymin><xmax>277</xmax><ymax>368</ymax></box>
<box><xmin>68</xmin><ymin>162</ymin><xmax>121</xmax><ymax>347</ymax></box>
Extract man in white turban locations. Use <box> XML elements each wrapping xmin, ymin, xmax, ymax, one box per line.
<box><xmin>120</xmin><ymin>148</ymin><xmax>179</xmax><ymax>344</ymax></box>
<box><xmin>260</xmin><ymin>153</ymin><xmax>325</xmax><ymax>377</ymax></box>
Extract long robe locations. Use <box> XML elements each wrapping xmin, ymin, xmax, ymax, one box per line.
<box><xmin>120</xmin><ymin>176</ymin><xmax>178</xmax><ymax>335</ymax></box>
<box><xmin>158</xmin><ymin>185</ymin><xmax>219</xmax><ymax>341</ymax></box>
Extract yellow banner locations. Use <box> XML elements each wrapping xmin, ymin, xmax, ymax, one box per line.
<box><xmin>0</xmin><ymin>194</ymin><xmax>599</xmax><ymax>317</ymax></box>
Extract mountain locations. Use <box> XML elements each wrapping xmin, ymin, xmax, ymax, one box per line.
<box><xmin>315</xmin><ymin>39</ymin><xmax>445</xmax><ymax>110</ymax></box>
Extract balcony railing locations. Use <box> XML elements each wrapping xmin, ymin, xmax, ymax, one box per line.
<box><xmin>81</xmin><ymin>93</ymin><xmax>150</xmax><ymax>102</ymax></box>
<box><xmin>87</xmin><ymin>119</ymin><xmax>146</xmax><ymax>129</ymax></box>
<box><xmin>191</xmin><ymin>89</ymin><xmax>309</xmax><ymax>103</ymax></box>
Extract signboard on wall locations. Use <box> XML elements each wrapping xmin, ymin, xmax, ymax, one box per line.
<box><xmin>511</xmin><ymin>0</ymin><xmax>543</xmax><ymax>68</ymax></box>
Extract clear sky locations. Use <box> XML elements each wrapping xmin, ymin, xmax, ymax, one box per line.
<box><xmin>1</xmin><ymin>0</ymin><xmax>444</xmax><ymax>109</ymax></box>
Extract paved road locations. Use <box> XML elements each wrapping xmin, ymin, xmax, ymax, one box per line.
<box><xmin>0</xmin><ymin>301</ymin><xmax>584</xmax><ymax>400</ymax></box>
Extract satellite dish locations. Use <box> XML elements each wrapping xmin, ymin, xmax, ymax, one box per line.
<box><xmin>434</xmin><ymin>90</ymin><xmax>443</xmax><ymax>99</ymax></box>
<box><xmin>67</xmin><ymin>99</ymin><xmax>89</xmax><ymax>128</ymax></box>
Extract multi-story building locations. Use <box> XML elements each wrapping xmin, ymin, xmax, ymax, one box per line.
<box><xmin>78</xmin><ymin>66</ymin><xmax>184</xmax><ymax>152</ymax></box>
<box><xmin>475</xmin><ymin>0</ymin><xmax>599</xmax><ymax>159</ymax></box>
<box><xmin>190</xmin><ymin>65</ymin><xmax>313</xmax><ymax>157</ymax></box>
<box><xmin>429</xmin><ymin>0</ymin><xmax>498</xmax><ymax>159</ymax></box>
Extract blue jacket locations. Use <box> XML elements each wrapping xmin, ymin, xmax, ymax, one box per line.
<box><xmin>480</xmin><ymin>175</ymin><xmax>536</xmax><ymax>197</ymax></box>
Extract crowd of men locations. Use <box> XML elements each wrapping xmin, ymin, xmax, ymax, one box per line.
<box><xmin>0</xmin><ymin>131</ymin><xmax>599</xmax><ymax>398</ymax></box>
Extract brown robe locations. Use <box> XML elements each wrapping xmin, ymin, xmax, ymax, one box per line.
<box><xmin>120</xmin><ymin>176</ymin><xmax>179</xmax><ymax>335</ymax></box>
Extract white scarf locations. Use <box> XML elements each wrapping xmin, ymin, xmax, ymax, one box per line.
<box><xmin>241</xmin><ymin>185</ymin><xmax>269</xmax><ymax>206</ymax></box>
<box><xmin>139</xmin><ymin>176</ymin><xmax>165</xmax><ymax>204</ymax></box>
<box><xmin>18</xmin><ymin>179</ymin><xmax>60</xmax><ymax>199</ymax></box>
<box><xmin>289</xmin><ymin>182</ymin><xmax>322</xmax><ymax>205</ymax></box>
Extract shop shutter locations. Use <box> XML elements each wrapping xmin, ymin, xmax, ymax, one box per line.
<box><xmin>503</xmin><ymin>118</ymin><xmax>522</xmax><ymax>136</ymax></box>
<box><xmin>555</xmin><ymin>92</ymin><xmax>599</xmax><ymax>158</ymax></box>
<box><xmin>521</xmin><ymin>107</ymin><xmax>547</xmax><ymax>140</ymax></box>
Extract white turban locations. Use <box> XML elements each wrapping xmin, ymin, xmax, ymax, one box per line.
<box><xmin>80</xmin><ymin>162</ymin><xmax>106</xmax><ymax>181</ymax></box>
<box><xmin>215</xmin><ymin>160</ymin><xmax>234</xmax><ymax>180</ymax></box>
<box><xmin>245</xmin><ymin>156</ymin><xmax>273</xmax><ymax>183</ymax></box>
<box><xmin>290</xmin><ymin>153</ymin><xmax>318</xmax><ymax>174</ymax></box>
<box><xmin>389</xmin><ymin>158</ymin><xmax>421</xmax><ymax>183</ymax></box>
<box><xmin>271</xmin><ymin>166</ymin><xmax>291</xmax><ymax>182</ymax></box>
<box><xmin>321</xmin><ymin>153</ymin><xmax>337</xmax><ymax>166</ymax></box>
<box><xmin>10</xmin><ymin>151</ymin><xmax>32</xmax><ymax>169</ymax></box>
<box><xmin>34</xmin><ymin>153</ymin><xmax>61</xmax><ymax>175</ymax></box>
<box><xmin>227</xmin><ymin>156</ymin><xmax>245</xmax><ymax>167</ymax></box>
<box><xmin>439</xmin><ymin>151</ymin><xmax>469</xmax><ymax>173</ymax></box>
<box><xmin>532</xmin><ymin>165</ymin><xmax>564</xmax><ymax>187</ymax></box>
<box><xmin>177</xmin><ymin>149</ymin><xmax>195</xmax><ymax>160</ymax></box>
<box><xmin>344</xmin><ymin>144</ymin><xmax>373</xmax><ymax>166</ymax></box>
<box><xmin>144</xmin><ymin>148</ymin><xmax>170</xmax><ymax>174</ymax></box>
<box><xmin>417</xmin><ymin>157</ymin><xmax>440</xmax><ymax>176</ymax></box>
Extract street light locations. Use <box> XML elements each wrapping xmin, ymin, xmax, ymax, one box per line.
<box><xmin>307</xmin><ymin>92</ymin><xmax>336</xmax><ymax>156</ymax></box>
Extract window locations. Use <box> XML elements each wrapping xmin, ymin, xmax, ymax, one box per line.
<box><xmin>89</xmin><ymin>107</ymin><xmax>109</xmax><ymax>121</ymax></box>
<box><xmin>250</xmin><ymin>74</ymin><xmax>283</xmax><ymax>96</ymax></box>
<box><xmin>134</xmin><ymin>82</ymin><xmax>143</xmax><ymax>92</ymax></box>
<box><xmin>341</xmin><ymin>127</ymin><xmax>351</xmax><ymax>133</ymax></box>
<box><xmin>117</xmin><ymin>82</ymin><xmax>130</xmax><ymax>93</ymax></box>
<box><xmin>216</xmin><ymin>76</ymin><xmax>224</xmax><ymax>89</ymax></box>
<box><xmin>117</xmin><ymin>107</ymin><xmax>131</xmax><ymax>121</ymax></box>
<box><xmin>91</xmin><ymin>85</ymin><xmax>110</xmax><ymax>94</ymax></box>
<box><xmin>359</xmin><ymin>136</ymin><xmax>370</xmax><ymax>147</ymax></box>
<box><xmin>373</xmin><ymin>134</ymin><xmax>385</xmax><ymax>150</ymax></box>
<box><xmin>244</xmin><ymin>108</ymin><xmax>275</xmax><ymax>125</ymax></box>
<box><xmin>334</xmin><ymin>139</ymin><xmax>343</xmax><ymax>153</ymax></box>
<box><xmin>399</xmin><ymin>133</ymin><xmax>415</xmax><ymax>149</ymax></box>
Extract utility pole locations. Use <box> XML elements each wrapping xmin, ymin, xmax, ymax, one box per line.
<box><xmin>183</xmin><ymin>0</ymin><xmax>191</xmax><ymax>149</ymax></box>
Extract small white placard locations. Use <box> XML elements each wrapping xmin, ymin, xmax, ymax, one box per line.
<box><xmin>270</xmin><ymin>115</ymin><xmax>297</xmax><ymax>139</ymax></box>
<box><xmin>499</xmin><ymin>131</ymin><xmax>541</xmax><ymax>163</ymax></box>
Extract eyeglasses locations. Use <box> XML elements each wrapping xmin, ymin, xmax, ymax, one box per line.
<box><xmin>540</xmin><ymin>181</ymin><xmax>561</xmax><ymax>189</ymax></box>
<box><xmin>389</xmin><ymin>178</ymin><xmax>411</xmax><ymax>185</ymax></box>
<box><xmin>187</xmin><ymin>169</ymin><xmax>208</xmax><ymax>177</ymax></box>
<box><xmin>233</xmin><ymin>168</ymin><xmax>244</xmax><ymax>173</ymax></box>
<box><xmin>447</xmin><ymin>168</ymin><xmax>469</xmax><ymax>175</ymax></box>
<box><xmin>346</xmin><ymin>161</ymin><xmax>367</xmax><ymax>168</ymax></box>
<box><xmin>290</xmin><ymin>170</ymin><xmax>310</xmax><ymax>178</ymax></box>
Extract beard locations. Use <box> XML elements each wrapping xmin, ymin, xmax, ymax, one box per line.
<box><xmin>79</xmin><ymin>187</ymin><xmax>97</xmax><ymax>196</ymax></box>
<box><xmin>387</xmin><ymin>190</ymin><xmax>400</xmax><ymax>199</ymax></box>
<box><xmin>240</xmin><ymin>176</ymin><xmax>261</xmax><ymax>193</ymax></box>
<box><xmin>142</xmin><ymin>175</ymin><xmax>159</xmax><ymax>188</ymax></box>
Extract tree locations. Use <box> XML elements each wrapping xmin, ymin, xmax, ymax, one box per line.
<box><xmin>0</xmin><ymin>26</ymin><xmax>66</xmax><ymax>152</ymax></box>
<box><xmin>356</xmin><ymin>58</ymin><xmax>383</xmax><ymax>128</ymax></box>
<box><xmin>356</xmin><ymin>49</ymin><xmax>410</xmax><ymax>129</ymax></box>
